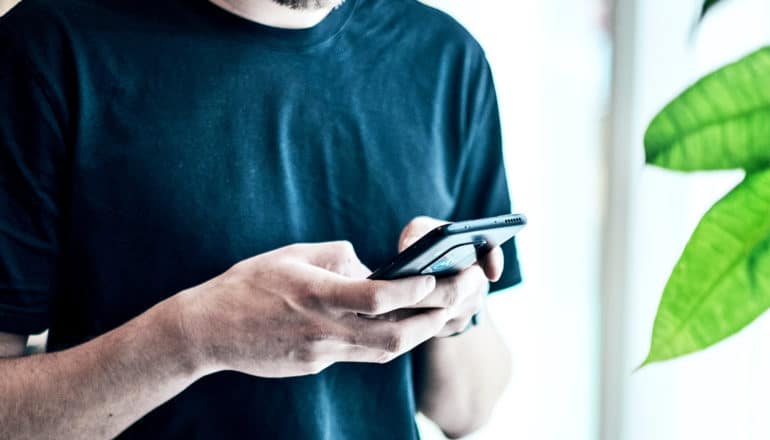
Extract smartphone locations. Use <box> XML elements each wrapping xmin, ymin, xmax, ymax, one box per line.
<box><xmin>369</xmin><ymin>213</ymin><xmax>527</xmax><ymax>280</ymax></box>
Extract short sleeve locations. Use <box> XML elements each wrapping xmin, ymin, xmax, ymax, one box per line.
<box><xmin>0</xmin><ymin>31</ymin><xmax>66</xmax><ymax>334</ymax></box>
<box><xmin>451</xmin><ymin>54</ymin><xmax>521</xmax><ymax>293</ymax></box>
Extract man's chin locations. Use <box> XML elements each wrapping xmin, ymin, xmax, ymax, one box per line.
<box><xmin>272</xmin><ymin>0</ymin><xmax>345</xmax><ymax>10</ymax></box>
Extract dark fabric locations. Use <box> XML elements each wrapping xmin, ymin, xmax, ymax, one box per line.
<box><xmin>0</xmin><ymin>0</ymin><xmax>522</xmax><ymax>438</ymax></box>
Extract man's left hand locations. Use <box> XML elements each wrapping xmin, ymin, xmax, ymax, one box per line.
<box><xmin>390</xmin><ymin>216</ymin><xmax>504</xmax><ymax>337</ymax></box>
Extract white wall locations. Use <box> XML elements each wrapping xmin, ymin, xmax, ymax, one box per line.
<box><xmin>420</xmin><ymin>1</ymin><xmax>608</xmax><ymax>439</ymax></box>
<box><xmin>617</xmin><ymin>0</ymin><xmax>770</xmax><ymax>439</ymax></box>
<box><xmin>422</xmin><ymin>1</ymin><xmax>770</xmax><ymax>439</ymax></box>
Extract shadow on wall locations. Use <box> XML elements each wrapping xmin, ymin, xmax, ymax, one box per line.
<box><xmin>0</xmin><ymin>0</ymin><xmax>20</xmax><ymax>16</ymax></box>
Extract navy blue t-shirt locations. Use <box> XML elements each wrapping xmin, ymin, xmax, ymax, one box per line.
<box><xmin>0</xmin><ymin>0</ymin><xmax>521</xmax><ymax>438</ymax></box>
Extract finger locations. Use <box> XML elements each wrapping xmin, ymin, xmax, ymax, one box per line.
<box><xmin>369</xmin><ymin>309</ymin><xmax>424</xmax><ymax>322</ymax></box>
<box><xmin>478</xmin><ymin>245</ymin><xmax>504</xmax><ymax>282</ymax></box>
<box><xmin>312</xmin><ymin>270</ymin><xmax>437</xmax><ymax>315</ymax></box>
<box><xmin>399</xmin><ymin>216</ymin><xmax>448</xmax><ymax>252</ymax></box>
<box><xmin>302</xmin><ymin>338</ymin><xmax>394</xmax><ymax>365</ymax></box>
<box><xmin>285</xmin><ymin>340</ymin><xmax>394</xmax><ymax>375</ymax></box>
<box><xmin>436</xmin><ymin>316</ymin><xmax>474</xmax><ymax>337</ymax></box>
<box><xmin>333</xmin><ymin>345</ymin><xmax>395</xmax><ymax>364</ymax></box>
<box><xmin>349</xmin><ymin>308</ymin><xmax>449</xmax><ymax>355</ymax></box>
<box><xmin>409</xmin><ymin>265</ymin><xmax>487</xmax><ymax>309</ymax></box>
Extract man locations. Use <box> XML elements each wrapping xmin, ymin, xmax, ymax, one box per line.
<box><xmin>0</xmin><ymin>0</ymin><xmax>520</xmax><ymax>438</ymax></box>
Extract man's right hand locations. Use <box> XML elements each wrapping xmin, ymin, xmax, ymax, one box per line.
<box><xmin>0</xmin><ymin>241</ymin><xmax>450</xmax><ymax>439</ymax></box>
<box><xmin>176</xmin><ymin>241</ymin><xmax>448</xmax><ymax>378</ymax></box>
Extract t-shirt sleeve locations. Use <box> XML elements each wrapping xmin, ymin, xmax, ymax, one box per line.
<box><xmin>0</xmin><ymin>34</ymin><xmax>66</xmax><ymax>335</ymax></box>
<box><xmin>451</xmin><ymin>54</ymin><xmax>522</xmax><ymax>293</ymax></box>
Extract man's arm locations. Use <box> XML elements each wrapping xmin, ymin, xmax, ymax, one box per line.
<box><xmin>0</xmin><ymin>242</ymin><xmax>456</xmax><ymax>440</ymax></box>
<box><xmin>398</xmin><ymin>217</ymin><xmax>513</xmax><ymax>438</ymax></box>
<box><xmin>0</xmin><ymin>296</ymin><xmax>205</xmax><ymax>440</ymax></box>
<box><xmin>414</xmin><ymin>309</ymin><xmax>512</xmax><ymax>438</ymax></box>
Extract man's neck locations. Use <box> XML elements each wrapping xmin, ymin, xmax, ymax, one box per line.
<box><xmin>208</xmin><ymin>0</ymin><xmax>334</xmax><ymax>29</ymax></box>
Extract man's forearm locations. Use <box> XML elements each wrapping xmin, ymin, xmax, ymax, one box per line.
<box><xmin>0</xmin><ymin>293</ymin><xmax>208</xmax><ymax>440</ymax></box>
<box><xmin>415</xmin><ymin>307</ymin><xmax>512</xmax><ymax>438</ymax></box>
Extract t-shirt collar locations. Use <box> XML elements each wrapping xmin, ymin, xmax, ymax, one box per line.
<box><xmin>198</xmin><ymin>0</ymin><xmax>358</xmax><ymax>49</ymax></box>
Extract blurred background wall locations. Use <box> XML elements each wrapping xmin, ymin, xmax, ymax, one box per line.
<box><xmin>418</xmin><ymin>1</ymin><xmax>607</xmax><ymax>438</ymax></box>
<box><xmin>3</xmin><ymin>0</ymin><xmax>770</xmax><ymax>439</ymax></box>
<box><xmin>419</xmin><ymin>1</ymin><xmax>770</xmax><ymax>440</ymax></box>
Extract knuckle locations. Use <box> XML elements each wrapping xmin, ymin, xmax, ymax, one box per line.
<box><xmin>325</xmin><ymin>241</ymin><xmax>359</xmax><ymax>273</ymax></box>
<box><xmin>333</xmin><ymin>240</ymin><xmax>356</xmax><ymax>257</ymax></box>
<box><xmin>304</xmin><ymin>328</ymin><xmax>332</xmax><ymax>344</ymax></box>
<box><xmin>384</xmin><ymin>330</ymin><xmax>405</xmax><ymax>354</ymax></box>
<box><xmin>295</xmin><ymin>347</ymin><xmax>318</xmax><ymax>363</ymax></box>
<box><xmin>305</xmin><ymin>361</ymin><xmax>329</xmax><ymax>375</ymax></box>
<box><xmin>432</xmin><ymin>309</ymin><xmax>452</xmax><ymax>330</ymax></box>
<box><xmin>362</xmin><ymin>286</ymin><xmax>386</xmax><ymax>314</ymax></box>
<box><xmin>284</xmin><ymin>243</ymin><xmax>311</xmax><ymax>259</ymax></box>
<box><xmin>297</xmin><ymin>281</ymin><xmax>325</xmax><ymax>309</ymax></box>
<box><xmin>377</xmin><ymin>351</ymin><xmax>395</xmax><ymax>364</ymax></box>
<box><xmin>443</xmin><ymin>285</ymin><xmax>461</xmax><ymax>307</ymax></box>
<box><xmin>450</xmin><ymin>318</ymin><xmax>468</xmax><ymax>334</ymax></box>
<box><xmin>342</xmin><ymin>331</ymin><xmax>359</xmax><ymax>346</ymax></box>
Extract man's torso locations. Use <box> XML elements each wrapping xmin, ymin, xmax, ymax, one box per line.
<box><xmin>0</xmin><ymin>0</ymin><xmax>497</xmax><ymax>437</ymax></box>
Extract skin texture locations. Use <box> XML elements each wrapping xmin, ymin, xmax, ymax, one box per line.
<box><xmin>0</xmin><ymin>299</ymin><xmax>205</xmax><ymax>440</ymax></box>
<box><xmin>399</xmin><ymin>218</ymin><xmax>512</xmax><ymax>438</ymax></box>
<box><xmin>181</xmin><ymin>242</ymin><xmax>449</xmax><ymax>378</ymax></box>
<box><xmin>0</xmin><ymin>218</ymin><xmax>512</xmax><ymax>439</ymax></box>
<box><xmin>0</xmin><ymin>5</ymin><xmax>513</xmax><ymax>438</ymax></box>
<box><xmin>272</xmin><ymin>0</ymin><xmax>343</xmax><ymax>10</ymax></box>
<box><xmin>209</xmin><ymin>0</ymin><xmax>344</xmax><ymax>28</ymax></box>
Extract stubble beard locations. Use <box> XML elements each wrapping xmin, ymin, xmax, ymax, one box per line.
<box><xmin>271</xmin><ymin>0</ymin><xmax>345</xmax><ymax>10</ymax></box>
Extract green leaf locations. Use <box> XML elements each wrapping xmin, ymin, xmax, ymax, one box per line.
<box><xmin>700</xmin><ymin>0</ymin><xmax>727</xmax><ymax>20</ymax></box>
<box><xmin>644</xmin><ymin>169</ymin><xmax>770</xmax><ymax>365</ymax></box>
<box><xmin>644</xmin><ymin>47</ymin><xmax>770</xmax><ymax>172</ymax></box>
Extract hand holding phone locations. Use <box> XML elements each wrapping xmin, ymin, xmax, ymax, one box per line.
<box><xmin>364</xmin><ymin>214</ymin><xmax>526</xmax><ymax>336</ymax></box>
<box><xmin>369</xmin><ymin>214</ymin><xmax>526</xmax><ymax>281</ymax></box>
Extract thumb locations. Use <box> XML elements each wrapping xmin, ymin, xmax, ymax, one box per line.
<box><xmin>399</xmin><ymin>216</ymin><xmax>447</xmax><ymax>252</ymax></box>
<box><xmin>400</xmin><ymin>234</ymin><xmax>421</xmax><ymax>250</ymax></box>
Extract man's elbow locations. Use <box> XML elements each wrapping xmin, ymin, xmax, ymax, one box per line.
<box><xmin>434</xmin><ymin>390</ymin><xmax>505</xmax><ymax>439</ymax></box>
<box><xmin>439</xmin><ymin>409</ymin><xmax>494</xmax><ymax>439</ymax></box>
<box><xmin>424</xmin><ymin>368</ymin><xmax>513</xmax><ymax>438</ymax></box>
<box><xmin>418</xmin><ymin>398</ymin><xmax>493</xmax><ymax>439</ymax></box>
